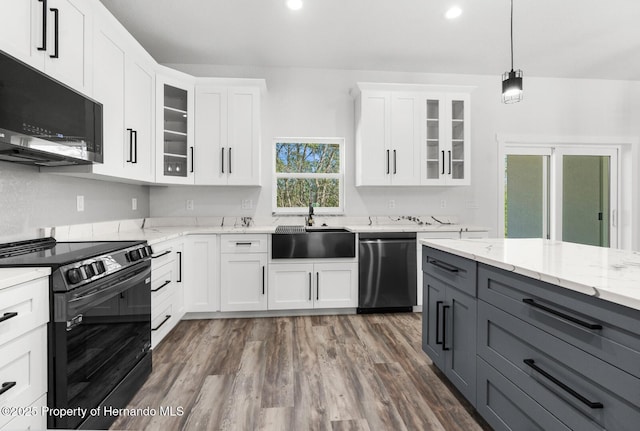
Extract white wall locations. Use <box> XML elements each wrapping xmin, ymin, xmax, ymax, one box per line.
<box><xmin>0</xmin><ymin>162</ymin><xmax>150</xmax><ymax>241</ymax></box>
<box><xmin>150</xmin><ymin>65</ymin><xmax>640</xmax><ymax>247</ymax></box>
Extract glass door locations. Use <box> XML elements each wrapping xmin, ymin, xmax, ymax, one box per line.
<box><xmin>555</xmin><ymin>148</ymin><xmax>617</xmax><ymax>247</ymax></box>
<box><xmin>503</xmin><ymin>146</ymin><xmax>618</xmax><ymax>248</ymax></box>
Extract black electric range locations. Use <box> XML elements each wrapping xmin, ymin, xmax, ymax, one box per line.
<box><xmin>0</xmin><ymin>237</ymin><xmax>153</xmax><ymax>430</ymax></box>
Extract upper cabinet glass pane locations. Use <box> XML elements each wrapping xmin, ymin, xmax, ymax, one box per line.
<box><xmin>451</xmin><ymin>100</ymin><xmax>464</xmax><ymax>120</ymax></box>
<box><xmin>427</xmin><ymin>100</ymin><xmax>439</xmax><ymax>119</ymax></box>
<box><xmin>276</xmin><ymin>142</ymin><xmax>340</xmax><ymax>174</ymax></box>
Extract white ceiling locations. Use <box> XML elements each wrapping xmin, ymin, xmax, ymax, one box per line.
<box><xmin>98</xmin><ymin>0</ymin><xmax>640</xmax><ymax>81</ymax></box>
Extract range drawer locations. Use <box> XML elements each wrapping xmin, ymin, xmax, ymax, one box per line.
<box><xmin>0</xmin><ymin>277</ymin><xmax>48</xmax><ymax>346</ymax></box>
<box><xmin>0</xmin><ymin>326</ymin><xmax>47</xmax><ymax>429</ymax></box>
<box><xmin>477</xmin><ymin>357</ymin><xmax>571</xmax><ymax>431</ymax></box>
<box><xmin>220</xmin><ymin>234</ymin><xmax>268</xmax><ymax>253</ymax></box>
<box><xmin>422</xmin><ymin>246</ymin><xmax>476</xmax><ymax>296</ymax></box>
<box><xmin>478</xmin><ymin>300</ymin><xmax>640</xmax><ymax>431</ymax></box>
<box><xmin>478</xmin><ymin>264</ymin><xmax>640</xmax><ymax>378</ymax></box>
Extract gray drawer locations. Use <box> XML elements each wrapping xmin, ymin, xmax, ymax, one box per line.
<box><xmin>477</xmin><ymin>357</ymin><xmax>571</xmax><ymax>431</ymax></box>
<box><xmin>478</xmin><ymin>301</ymin><xmax>640</xmax><ymax>431</ymax></box>
<box><xmin>422</xmin><ymin>246</ymin><xmax>476</xmax><ymax>296</ymax></box>
<box><xmin>478</xmin><ymin>263</ymin><xmax>640</xmax><ymax>379</ymax></box>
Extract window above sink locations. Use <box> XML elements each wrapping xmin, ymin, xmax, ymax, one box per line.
<box><xmin>272</xmin><ymin>137</ymin><xmax>345</xmax><ymax>215</ymax></box>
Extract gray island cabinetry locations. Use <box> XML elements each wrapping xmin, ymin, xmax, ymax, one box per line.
<box><xmin>421</xmin><ymin>239</ymin><xmax>640</xmax><ymax>431</ymax></box>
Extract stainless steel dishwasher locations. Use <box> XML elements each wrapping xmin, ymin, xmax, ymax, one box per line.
<box><xmin>358</xmin><ymin>232</ymin><xmax>417</xmax><ymax>313</ymax></box>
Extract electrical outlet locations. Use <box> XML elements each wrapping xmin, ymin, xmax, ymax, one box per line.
<box><xmin>466</xmin><ymin>200</ymin><xmax>479</xmax><ymax>209</ymax></box>
<box><xmin>388</xmin><ymin>199</ymin><xmax>395</xmax><ymax>209</ymax></box>
<box><xmin>440</xmin><ymin>200</ymin><xmax>447</xmax><ymax>208</ymax></box>
<box><xmin>186</xmin><ymin>200</ymin><xmax>194</xmax><ymax>211</ymax></box>
<box><xmin>131</xmin><ymin>198</ymin><xmax>138</xmax><ymax>211</ymax></box>
<box><xmin>76</xmin><ymin>195</ymin><xmax>84</xmax><ymax>212</ymax></box>
<box><xmin>241</xmin><ymin>199</ymin><xmax>253</xmax><ymax>210</ymax></box>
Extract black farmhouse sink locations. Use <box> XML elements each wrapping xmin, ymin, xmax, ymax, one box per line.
<box><xmin>272</xmin><ymin>226</ymin><xmax>355</xmax><ymax>259</ymax></box>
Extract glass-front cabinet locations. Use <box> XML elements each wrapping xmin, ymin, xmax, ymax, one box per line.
<box><xmin>155</xmin><ymin>69</ymin><xmax>195</xmax><ymax>184</ymax></box>
<box><xmin>422</xmin><ymin>93</ymin><xmax>470</xmax><ymax>185</ymax></box>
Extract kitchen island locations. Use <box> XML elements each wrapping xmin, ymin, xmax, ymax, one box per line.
<box><xmin>420</xmin><ymin>238</ymin><xmax>640</xmax><ymax>431</ymax></box>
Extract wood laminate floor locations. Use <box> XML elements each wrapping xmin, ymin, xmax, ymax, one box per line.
<box><xmin>110</xmin><ymin>313</ymin><xmax>491</xmax><ymax>431</ymax></box>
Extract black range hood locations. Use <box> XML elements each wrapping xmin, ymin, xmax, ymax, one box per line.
<box><xmin>0</xmin><ymin>50</ymin><xmax>103</xmax><ymax>166</ymax></box>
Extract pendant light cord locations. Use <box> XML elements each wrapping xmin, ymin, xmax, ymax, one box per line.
<box><xmin>510</xmin><ymin>0</ymin><xmax>514</xmax><ymax>71</ymax></box>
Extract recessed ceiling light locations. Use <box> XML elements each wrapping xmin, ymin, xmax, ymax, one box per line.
<box><xmin>287</xmin><ymin>0</ymin><xmax>303</xmax><ymax>11</ymax></box>
<box><xmin>445</xmin><ymin>6</ymin><xmax>463</xmax><ymax>19</ymax></box>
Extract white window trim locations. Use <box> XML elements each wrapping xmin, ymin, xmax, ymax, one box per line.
<box><xmin>496</xmin><ymin>133</ymin><xmax>636</xmax><ymax>250</ymax></box>
<box><xmin>272</xmin><ymin>137</ymin><xmax>345</xmax><ymax>215</ymax></box>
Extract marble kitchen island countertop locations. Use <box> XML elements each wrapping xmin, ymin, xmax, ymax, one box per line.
<box><xmin>420</xmin><ymin>237</ymin><xmax>640</xmax><ymax>311</ymax></box>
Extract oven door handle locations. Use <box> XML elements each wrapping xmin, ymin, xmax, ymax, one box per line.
<box><xmin>68</xmin><ymin>265</ymin><xmax>150</xmax><ymax>309</ymax></box>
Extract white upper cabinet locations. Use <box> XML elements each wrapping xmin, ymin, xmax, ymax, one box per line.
<box><xmin>89</xmin><ymin>6</ymin><xmax>154</xmax><ymax>182</ymax></box>
<box><xmin>155</xmin><ymin>67</ymin><xmax>195</xmax><ymax>184</ymax></box>
<box><xmin>194</xmin><ymin>81</ymin><xmax>264</xmax><ymax>186</ymax></box>
<box><xmin>0</xmin><ymin>0</ymin><xmax>92</xmax><ymax>95</ymax></box>
<box><xmin>354</xmin><ymin>83</ymin><xmax>471</xmax><ymax>186</ymax></box>
<box><xmin>422</xmin><ymin>93</ymin><xmax>470</xmax><ymax>185</ymax></box>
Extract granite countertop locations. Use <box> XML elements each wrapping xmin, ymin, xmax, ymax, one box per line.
<box><xmin>420</xmin><ymin>237</ymin><xmax>640</xmax><ymax>311</ymax></box>
<box><xmin>0</xmin><ymin>267</ymin><xmax>51</xmax><ymax>290</ymax></box>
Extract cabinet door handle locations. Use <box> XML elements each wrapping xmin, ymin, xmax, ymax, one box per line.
<box><xmin>152</xmin><ymin>315</ymin><xmax>171</xmax><ymax>331</ymax></box>
<box><xmin>126</xmin><ymin>128</ymin><xmax>133</xmax><ymax>162</ymax></box>
<box><xmin>308</xmin><ymin>272</ymin><xmax>312</xmax><ymax>301</ymax></box>
<box><xmin>37</xmin><ymin>0</ymin><xmax>47</xmax><ymax>51</ymax></box>
<box><xmin>228</xmin><ymin>147</ymin><xmax>232</xmax><ymax>174</ymax></box>
<box><xmin>151</xmin><ymin>280</ymin><xmax>171</xmax><ymax>292</ymax></box>
<box><xmin>523</xmin><ymin>359</ymin><xmax>603</xmax><ymax>409</ymax></box>
<box><xmin>386</xmin><ymin>150</ymin><xmax>390</xmax><ymax>174</ymax></box>
<box><xmin>441</xmin><ymin>150</ymin><xmax>445</xmax><ymax>175</ymax></box>
<box><xmin>441</xmin><ymin>305</ymin><xmax>450</xmax><ymax>351</ymax></box>
<box><xmin>393</xmin><ymin>149</ymin><xmax>397</xmax><ymax>174</ymax></box>
<box><xmin>0</xmin><ymin>381</ymin><xmax>17</xmax><ymax>396</ymax></box>
<box><xmin>176</xmin><ymin>251</ymin><xmax>182</xmax><ymax>282</ymax></box>
<box><xmin>429</xmin><ymin>258</ymin><xmax>459</xmax><ymax>273</ymax></box>
<box><xmin>49</xmin><ymin>7</ymin><xmax>59</xmax><ymax>58</ymax></box>
<box><xmin>190</xmin><ymin>147</ymin><xmax>194</xmax><ymax>173</ymax></box>
<box><xmin>522</xmin><ymin>298</ymin><xmax>602</xmax><ymax>330</ymax></box>
<box><xmin>435</xmin><ymin>301</ymin><xmax>443</xmax><ymax>345</ymax></box>
<box><xmin>316</xmin><ymin>272</ymin><xmax>319</xmax><ymax>300</ymax></box>
<box><xmin>221</xmin><ymin>147</ymin><xmax>225</xmax><ymax>173</ymax></box>
<box><xmin>133</xmin><ymin>130</ymin><xmax>138</xmax><ymax>163</ymax></box>
<box><xmin>0</xmin><ymin>312</ymin><xmax>18</xmax><ymax>323</ymax></box>
<box><xmin>262</xmin><ymin>266</ymin><xmax>265</xmax><ymax>295</ymax></box>
<box><xmin>448</xmin><ymin>150</ymin><xmax>451</xmax><ymax>175</ymax></box>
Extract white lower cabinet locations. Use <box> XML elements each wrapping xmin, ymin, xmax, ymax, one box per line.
<box><xmin>220</xmin><ymin>254</ymin><xmax>267</xmax><ymax>311</ymax></box>
<box><xmin>0</xmin><ymin>276</ymin><xmax>48</xmax><ymax>431</ymax></box>
<box><xmin>268</xmin><ymin>262</ymin><xmax>358</xmax><ymax>310</ymax></box>
<box><xmin>219</xmin><ymin>234</ymin><xmax>268</xmax><ymax>311</ymax></box>
<box><xmin>185</xmin><ymin>235</ymin><xmax>219</xmax><ymax>312</ymax></box>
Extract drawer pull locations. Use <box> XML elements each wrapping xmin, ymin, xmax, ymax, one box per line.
<box><xmin>0</xmin><ymin>381</ymin><xmax>16</xmax><ymax>396</ymax></box>
<box><xmin>151</xmin><ymin>250</ymin><xmax>171</xmax><ymax>259</ymax></box>
<box><xmin>430</xmin><ymin>258</ymin><xmax>459</xmax><ymax>273</ymax></box>
<box><xmin>435</xmin><ymin>301</ymin><xmax>443</xmax><ymax>345</ymax></box>
<box><xmin>235</xmin><ymin>242</ymin><xmax>252</xmax><ymax>246</ymax></box>
<box><xmin>152</xmin><ymin>315</ymin><xmax>171</xmax><ymax>331</ymax></box>
<box><xmin>522</xmin><ymin>298</ymin><xmax>603</xmax><ymax>330</ymax></box>
<box><xmin>0</xmin><ymin>312</ymin><xmax>18</xmax><ymax>323</ymax></box>
<box><xmin>152</xmin><ymin>280</ymin><xmax>171</xmax><ymax>292</ymax></box>
<box><xmin>442</xmin><ymin>305</ymin><xmax>450</xmax><ymax>351</ymax></box>
<box><xmin>523</xmin><ymin>359</ymin><xmax>604</xmax><ymax>409</ymax></box>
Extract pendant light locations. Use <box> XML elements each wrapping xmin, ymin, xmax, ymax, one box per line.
<box><xmin>502</xmin><ymin>0</ymin><xmax>523</xmax><ymax>103</ymax></box>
